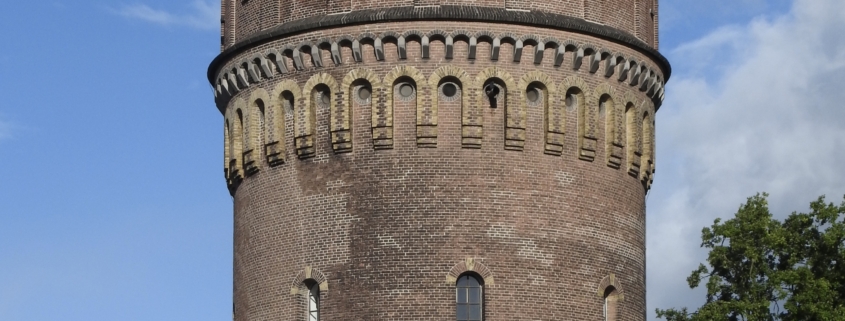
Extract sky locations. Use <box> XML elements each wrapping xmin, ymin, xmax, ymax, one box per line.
<box><xmin>0</xmin><ymin>0</ymin><xmax>843</xmax><ymax>320</ymax></box>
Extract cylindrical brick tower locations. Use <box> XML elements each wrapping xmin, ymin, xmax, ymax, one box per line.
<box><xmin>208</xmin><ymin>1</ymin><xmax>669</xmax><ymax>320</ymax></box>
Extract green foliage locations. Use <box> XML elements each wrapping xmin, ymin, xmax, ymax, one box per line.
<box><xmin>656</xmin><ymin>194</ymin><xmax>845</xmax><ymax>321</ymax></box>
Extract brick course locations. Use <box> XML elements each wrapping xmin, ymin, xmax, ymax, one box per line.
<box><xmin>220</xmin><ymin>1</ymin><xmax>657</xmax><ymax>49</ymax></box>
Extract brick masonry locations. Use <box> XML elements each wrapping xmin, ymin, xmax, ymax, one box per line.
<box><xmin>211</xmin><ymin>2</ymin><xmax>667</xmax><ymax>321</ymax></box>
<box><xmin>220</xmin><ymin>0</ymin><xmax>659</xmax><ymax>50</ymax></box>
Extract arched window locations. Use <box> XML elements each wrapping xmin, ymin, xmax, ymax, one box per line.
<box><xmin>312</xmin><ymin>84</ymin><xmax>332</xmax><ymax>111</ymax></box>
<box><xmin>642</xmin><ymin>112</ymin><xmax>652</xmax><ymax>179</ymax></box>
<box><xmin>599</xmin><ymin>94</ymin><xmax>612</xmax><ymax>120</ymax></box>
<box><xmin>254</xmin><ymin>99</ymin><xmax>266</xmax><ymax>168</ymax></box>
<box><xmin>237</xmin><ymin>109</ymin><xmax>247</xmax><ymax>153</ymax></box>
<box><xmin>603</xmin><ymin>286</ymin><xmax>619</xmax><ymax>321</ymax></box>
<box><xmin>439</xmin><ymin>78</ymin><xmax>461</xmax><ymax>102</ymax></box>
<box><xmin>306</xmin><ymin>280</ymin><xmax>320</xmax><ymax>321</ymax></box>
<box><xmin>482</xmin><ymin>79</ymin><xmax>505</xmax><ymax>109</ymax></box>
<box><xmin>456</xmin><ymin>274</ymin><xmax>483</xmax><ymax>321</ymax></box>
<box><xmin>525</xmin><ymin>82</ymin><xmax>544</xmax><ymax>106</ymax></box>
<box><xmin>625</xmin><ymin>102</ymin><xmax>639</xmax><ymax>175</ymax></box>
<box><xmin>568</xmin><ymin>86</ymin><xmax>595</xmax><ymax>161</ymax></box>
<box><xmin>224</xmin><ymin>119</ymin><xmax>231</xmax><ymax>172</ymax></box>
<box><xmin>255</xmin><ymin>99</ymin><xmax>266</xmax><ymax>146</ymax></box>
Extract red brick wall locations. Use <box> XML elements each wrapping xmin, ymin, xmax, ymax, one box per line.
<box><xmin>327</xmin><ymin>0</ymin><xmax>352</xmax><ymax>14</ymax></box>
<box><xmin>280</xmin><ymin>0</ymin><xmax>294</xmax><ymax>24</ymax></box>
<box><xmin>260</xmin><ymin>0</ymin><xmax>280</xmax><ymax>33</ymax></box>
<box><xmin>635</xmin><ymin>0</ymin><xmax>657</xmax><ymax>48</ymax></box>
<box><xmin>223</xmin><ymin>0</ymin><xmax>657</xmax><ymax>51</ymax></box>
<box><xmin>235</xmin><ymin>1</ymin><xmax>256</xmax><ymax>41</ymax></box>
<box><xmin>222</xmin><ymin>0</ymin><xmax>237</xmax><ymax>49</ymax></box>
<box><xmin>585</xmin><ymin>0</ymin><xmax>636</xmax><ymax>37</ymax></box>
<box><xmin>215</xmin><ymin>18</ymin><xmax>663</xmax><ymax>321</ymax></box>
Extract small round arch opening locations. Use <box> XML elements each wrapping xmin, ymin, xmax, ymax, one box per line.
<box><xmin>394</xmin><ymin>76</ymin><xmax>417</xmax><ymax>101</ymax></box>
<box><xmin>313</xmin><ymin>84</ymin><xmax>332</xmax><ymax>108</ymax></box>
<box><xmin>525</xmin><ymin>81</ymin><xmax>547</xmax><ymax>106</ymax></box>
<box><xmin>565</xmin><ymin>87</ymin><xmax>583</xmax><ymax>112</ymax></box>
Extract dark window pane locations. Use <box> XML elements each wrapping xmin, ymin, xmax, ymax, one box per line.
<box><xmin>469</xmin><ymin>305</ymin><xmax>481</xmax><ymax>320</ymax></box>
<box><xmin>457</xmin><ymin>304</ymin><xmax>468</xmax><ymax>320</ymax></box>
<box><xmin>468</xmin><ymin>288</ymin><xmax>480</xmax><ymax>303</ymax></box>
<box><xmin>457</xmin><ymin>288</ymin><xmax>467</xmax><ymax>303</ymax></box>
<box><xmin>457</xmin><ymin>276</ymin><xmax>468</xmax><ymax>286</ymax></box>
<box><xmin>308</xmin><ymin>283</ymin><xmax>320</xmax><ymax>321</ymax></box>
<box><xmin>456</xmin><ymin>275</ymin><xmax>482</xmax><ymax>321</ymax></box>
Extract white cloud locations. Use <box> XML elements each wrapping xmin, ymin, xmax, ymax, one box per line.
<box><xmin>116</xmin><ymin>1</ymin><xmax>218</xmax><ymax>30</ymax></box>
<box><xmin>660</xmin><ymin>0</ymin><xmax>790</xmax><ymax>33</ymax></box>
<box><xmin>648</xmin><ymin>0</ymin><xmax>845</xmax><ymax>318</ymax></box>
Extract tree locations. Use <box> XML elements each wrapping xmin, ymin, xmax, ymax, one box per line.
<box><xmin>656</xmin><ymin>193</ymin><xmax>845</xmax><ymax>321</ymax></box>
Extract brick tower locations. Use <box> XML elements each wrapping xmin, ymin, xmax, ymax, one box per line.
<box><xmin>208</xmin><ymin>1</ymin><xmax>669</xmax><ymax>320</ymax></box>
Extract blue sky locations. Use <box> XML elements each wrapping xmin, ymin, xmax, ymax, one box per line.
<box><xmin>0</xmin><ymin>1</ymin><xmax>842</xmax><ymax>320</ymax></box>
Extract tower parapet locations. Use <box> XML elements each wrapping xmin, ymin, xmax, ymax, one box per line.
<box><xmin>219</xmin><ymin>1</ymin><xmax>661</xmax><ymax>51</ymax></box>
<box><xmin>210</xmin><ymin>2</ymin><xmax>667</xmax><ymax>321</ymax></box>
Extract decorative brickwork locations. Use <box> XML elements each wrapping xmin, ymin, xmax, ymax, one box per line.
<box><xmin>597</xmin><ymin>274</ymin><xmax>625</xmax><ymax>300</ymax></box>
<box><xmin>340</xmin><ymin>68</ymin><xmax>382</xmax><ymax>153</ymax></box>
<box><xmin>598</xmin><ymin>274</ymin><xmax>626</xmax><ymax>321</ymax></box>
<box><xmin>379</xmin><ymin>65</ymin><xmax>426</xmax><ymax>150</ymax></box>
<box><xmin>594</xmin><ymin>83</ymin><xmax>623</xmax><ymax>168</ymax></box>
<box><xmin>248</xmin><ymin>88</ymin><xmax>272</xmax><ymax>172</ymax></box>
<box><xmin>291</xmin><ymin>266</ymin><xmax>329</xmax><ymax>294</ymax></box>
<box><xmin>428</xmin><ymin>65</ymin><xmax>472</xmax><ymax>148</ymax></box>
<box><xmin>472</xmin><ymin>67</ymin><xmax>516</xmax><ymax>149</ymax></box>
<box><xmin>517</xmin><ymin>70</ymin><xmax>556</xmax><ymax>153</ymax></box>
<box><xmin>446</xmin><ymin>259</ymin><xmax>495</xmax><ymax>285</ymax></box>
<box><xmin>219</xmin><ymin>65</ymin><xmax>656</xmax><ymax>172</ymax></box>
<box><xmin>623</xmin><ymin>91</ymin><xmax>642</xmax><ymax>178</ymax></box>
<box><xmin>210</xmin><ymin>2</ymin><xmax>669</xmax><ymax>321</ymax></box>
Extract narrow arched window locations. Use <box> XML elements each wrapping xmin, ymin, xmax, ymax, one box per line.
<box><xmin>224</xmin><ymin>119</ymin><xmax>231</xmax><ymax>173</ymax></box>
<box><xmin>642</xmin><ymin>112</ymin><xmax>652</xmax><ymax>178</ymax></box>
<box><xmin>237</xmin><ymin>109</ymin><xmax>247</xmax><ymax>152</ymax></box>
<box><xmin>456</xmin><ymin>274</ymin><xmax>483</xmax><ymax>321</ymax></box>
<box><xmin>603</xmin><ymin>286</ymin><xmax>619</xmax><ymax>321</ymax></box>
<box><xmin>255</xmin><ymin>99</ymin><xmax>266</xmax><ymax>146</ymax></box>
<box><xmin>307</xmin><ymin>281</ymin><xmax>320</xmax><ymax>321</ymax></box>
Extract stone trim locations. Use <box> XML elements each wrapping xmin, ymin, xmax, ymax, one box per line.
<box><xmin>380</xmin><ymin>65</ymin><xmax>427</xmax><ymax>150</ymax></box>
<box><xmin>230</xmin><ymin>99</ymin><xmax>247</xmax><ymax>179</ymax></box>
<box><xmin>291</xmin><ymin>266</ymin><xmax>329</xmax><ymax>295</ymax></box>
<box><xmin>207</xmin><ymin>6</ymin><xmax>671</xmax><ymax>83</ymax></box>
<box><xmin>222</xmin><ymin>69</ymin><xmax>656</xmax><ymax>194</ymax></box>
<box><xmin>425</xmin><ymin>65</ymin><xmax>472</xmax><ymax>148</ymax></box>
<box><xmin>223</xmin><ymin>118</ymin><xmax>230</xmax><ymax>180</ymax></box>
<box><xmin>267</xmin><ymin>80</ymin><xmax>301</xmax><ymax>166</ymax></box>
<box><xmin>621</xmin><ymin>91</ymin><xmax>642</xmax><ymax>178</ymax></box>
<box><xmin>340</xmin><ymin>68</ymin><xmax>382</xmax><ymax>152</ymax></box>
<box><xmin>471</xmin><ymin>67</ymin><xmax>516</xmax><ymax>149</ymax></box>
<box><xmin>594</xmin><ymin>84</ymin><xmax>622</xmax><ymax>168</ymax></box>
<box><xmin>247</xmin><ymin>88</ymin><xmax>272</xmax><ymax>174</ymax></box>
<box><xmin>517</xmin><ymin>71</ymin><xmax>556</xmax><ymax>153</ymax></box>
<box><xmin>559</xmin><ymin>76</ymin><xmax>595</xmax><ymax>161</ymax></box>
<box><xmin>640</xmin><ymin>101</ymin><xmax>656</xmax><ymax>187</ymax></box>
<box><xmin>211</xmin><ymin>28</ymin><xmax>666</xmax><ymax>115</ymax></box>
<box><xmin>446</xmin><ymin>258</ymin><xmax>494</xmax><ymax>285</ymax></box>
<box><xmin>596</xmin><ymin>274</ymin><xmax>625</xmax><ymax>301</ymax></box>
<box><xmin>313</xmin><ymin>73</ymin><xmax>350</xmax><ymax>153</ymax></box>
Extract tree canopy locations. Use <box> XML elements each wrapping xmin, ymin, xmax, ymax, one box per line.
<box><xmin>656</xmin><ymin>193</ymin><xmax>845</xmax><ymax>321</ymax></box>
